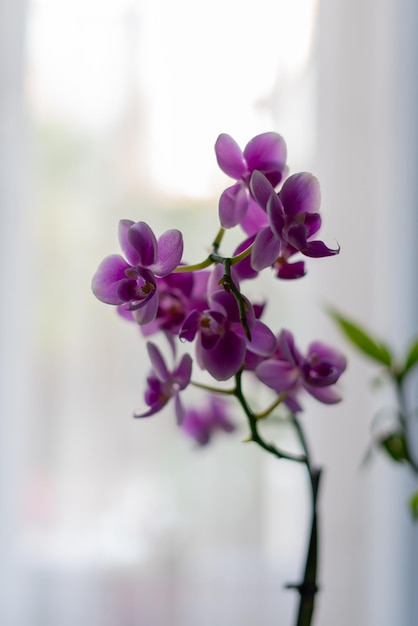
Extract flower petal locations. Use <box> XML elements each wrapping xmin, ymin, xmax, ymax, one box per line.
<box><xmin>251</xmin><ymin>227</ymin><xmax>281</xmax><ymax>271</ymax></box>
<box><xmin>232</xmin><ymin>235</ymin><xmax>258</xmax><ymax>281</ymax></box>
<box><xmin>302</xmin><ymin>240</ymin><xmax>340</xmax><ymax>258</ymax></box>
<box><xmin>249</xmin><ymin>170</ymin><xmax>274</xmax><ymax>210</ymax></box>
<box><xmin>286</xmin><ymin>223</ymin><xmax>308</xmax><ymax>250</ymax></box>
<box><xmin>201</xmin><ymin>330</ymin><xmax>246</xmax><ymax>381</ymax></box>
<box><xmin>174</xmin><ymin>389</ymin><xmax>186</xmax><ymax>424</ymax></box>
<box><xmin>215</xmin><ymin>134</ymin><xmax>247</xmax><ymax>179</ymax></box>
<box><xmin>179</xmin><ymin>309</ymin><xmax>201</xmax><ymax>342</ymax></box>
<box><xmin>304</xmin><ymin>212</ymin><xmax>322</xmax><ymax>238</ymax></box>
<box><xmin>181</xmin><ymin>409</ymin><xmax>210</xmax><ymax>445</ymax></box>
<box><xmin>132</xmin><ymin>291</ymin><xmax>159</xmax><ymax>325</ymax></box>
<box><xmin>118</xmin><ymin>219</ymin><xmax>138</xmax><ymax>265</ymax></box>
<box><xmin>151</xmin><ymin>229</ymin><xmax>183</xmax><ymax>276</ymax></box>
<box><xmin>127</xmin><ymin>221</ymin><xmax>158</xmax><ymax>267</ymax></box>
<box><xmin>303</xmin><ymin>384</ymin><xmax>343</xmax><ymax>404</ymax></box>
<box><xmin>278</xmin><ymin>329</ymin><xmax>303</xmax><ymax>367</ymax></box>
<box><xmin>277</xmin><ymin>261</ymin><xmax>306</xmax><ymax>280</ymax></box>
<box><xmin>256</xmin><ymin>359</ymin><xmax>299</xmax><ymax>392</ymax></box>
<box><xmin>245</xmin><ymin>320</ymin><xmax>277</xmax><ymax>356</ymax></box>
<box><xmin>172</xmin><ymin>353</ymin><xmax>193</xmax><ymax>390</ymax></box>
<box><xmin>280</xmin><ymin>173</ymin><xmax>321</xmax><ymax>217</ymax></box>
<box><xmin>244</xmin><ymin>132</ymin><xmax>287</xmax><ymax>185</ymax></box>
<box><xmin>147</xmin><ymin>342</ymin><xmax>170</xmax><ymax>381</ymax></box>
<box><xmin>218</xmin><ymin>183</ymin><xmax>249</xmax><ymax>229</ymax></box>
<box><xmin>267</xmin><ymin>192</ymin><xmax>285</xmax><ymax>239</ymax></box>
<box><xmin>241</xmin><ymin>197</ymin><xmax>269</xmax><ymax>236</ymax></box>
<box><xmin>133</xmin><ymin>397</ymin><xmax>167</xmax><ymax>418</ymax></box>
<box><xmin>91</xmin><ymin>254</ymin><xmax>130</xmax><ymax>304</ymax></box>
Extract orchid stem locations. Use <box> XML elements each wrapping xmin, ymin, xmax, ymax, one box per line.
<box><xmin>234</xmin><ymin>371</ymin><xmax>306</xmax><ymax>464</ymax></box>
<box><xmin>234</xmin><ymin>370</ymin><xmax>320</xmax><ymax>626</ymax></box>
<box><xmin>219</xmin><ymin>259</ymin><xmax>252</xmax><ymax>341</ymax></box>
<box><xmin>254</xmin><ymin>393</ymin><xmax>287</xmax><ymax>420</ymax></box>
<box><xmin>191</xmin><ymin>381</ymin><xmax>236</xmax><ymax>395</ymax></box>
<box><xmin>289</xmin><ymin>415</ymin><xmax>321</xmax><ymax>626</ymax></box>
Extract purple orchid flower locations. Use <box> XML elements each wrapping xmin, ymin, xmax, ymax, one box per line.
<box><xmin>179</xmin><ymin>287</ymin><xmax>276</xmax><ymax>381</ymax></box>
<box><xmin>181</xmin><ymin>397</ymin><xmax>235</xmax><ymax>446</ymax></box>
<box><xmin>249</xmin><ymin>171</ymin><xmax>339</xmax><ymax>275</ymax></box>
<box><xmin>215</xmin><ymin>132</ymin><xmax>287</xmax><ymax>229</ymax></box>
<box><xmin>134</xmin><ymin>342</ymin><xmax>192</xmax><ymax>419</ymax></box>
<box><xmin>126</xmin><ymin>269</ymin><xmax>210</xmax><ymax>344</ymax></box>
<box><xmin>256</xmin><ymin>329</ymin><xmax>347</xmax><ymax>412</ymax></box>
<box><xmin>92</xmin><ymin>220</ymin><xmax>183</xmax><ymax>325</ymax></box>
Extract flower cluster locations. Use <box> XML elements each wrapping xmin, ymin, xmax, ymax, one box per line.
<box><xmin>92</xmin><ymin>131</ymin><xmax>346</xmax><ymax>446</ymax></box>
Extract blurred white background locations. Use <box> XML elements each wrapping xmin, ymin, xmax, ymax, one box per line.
<box><xmin>0</xmin><ymin>0</ymin><xmax>417</xmax><ymax>624</ymax></box>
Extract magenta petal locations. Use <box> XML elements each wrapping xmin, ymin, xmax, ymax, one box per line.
<box><xmin>251</xmin><ymin>227</ymin><xmax>281</xmax><ymax>271</ymax></box>
<box><xmin>277</xmin><ymin>261</ymin><xmax>306</xmax><ymax>280</ymax></box>
<box><xmin>256</xmin><ymin>360</ymin><xmax>299</xmax><ymax>392</ymax></box>
<box><xmin>304</xmin><ymin>240</ymin><xmax>340</xmax><ymax>258</ymax></box>
<box><xmin>201</xmin><ymin>330</ymin><xmax>221</xmax><ymax>350</ymax></box>
<box><xmin>118</xmin><ymin>220</ymin><xmax>138</xmax><ymax>265</ymax></box>
<box><xmin>249</xmin><ymin>170</ymin><xmax>275</xmax><ymax>210</ymax></box>
<box><xmin>280</xmin><ymin>173</ymin><xmax>321</xmax><ymax>217</ymax></box>
<box><xmin>244</xmin><ymin>132</ymin><xmax>287</xmax><ymax>176</ymax></box>
<box><xmin>172</xmin><ymin>353</ymin><xmax>193</xmax><ymax>389</ymax></box>
<box><xmin>133</xmin><ymin>397</ymin><xmax>167</xmax><ymax>418</ymax></box>
<box><xmin>117</xmin><ymin>277</ymin><xmax>141</xmax><ymax>303</ymax></box>
<box><xmin>202</xmin><ymin>331</ymin><xmax>246</xmax><ymax>381</ymax></box>
<box><xmin>304</xmin><ymin>212</ymin><xmax>322</xmax><ymax>238</ymax></box>
<box><xmin>132</xmin><ymin>292</ymin><xmax>159</xmax><ymax>325</ymax></box>
<box><xmin>215</xmin><ymin>134</ymin><xmax>247</xmax><ymax>179</ymax></box>
<box><xmin>304</xmin><ymin>384</ymin><xmax>342</xmax><ymax>404</ymax></box>
<box><xmin>174</xmin><ymin>390</ymin><xmax>185</xmax><ymax>424</ymax></box>
<box><xmin>302</xmin><ymin>240</ymin><xmax>340</xmax><ymax>258</ymax></box>
<box><xmin>278</xmin><ymin>330</ymin><xmax>303</xmax><ymax>367</ymax></box>
<box><xmin>286</xmin><ymin>223</ymin><xmax>308</xmax><ymax>250</ymax></box>
<box><xmin>219</xmin><ymin>183</ymin><xmax>249</xmax><ymax>229</ymax></box>
<box><xmin>151</xmin><ymin>229</ymin><xmax>183</xmax><ymax>276</ymax></box>
<box><xmin>117</xmin><ymin>305</ymin><xmax>135</xmax><ymax>322</ymax></box>
<box><xmin>179</xmin><ymin>310</ymin><xmax>201</xmax><ymax>342</ymax></box>
<box><xmin>305</xmin><ymin>342</ymin><xmax>347</xmax><ymax>385</ymax></box>
<box><xmin>245</xmin><ymin>320</ymin><xmax>277</xmax><ymax>356</ymax></box>
<box><xmin>241</xmin><ymin>197</ymin><xmax>269</xmax><ymax>235</ymax></box>
<box><xmin>232</xmin><ymin>235</ymin><xmax>258</xmax><ymax>280</ymax></box>
<box><xmin>147</xmin><ymin>342</ymin><xmax>170</xmax><ymax>381</ymax></box>
<box><xmin>308</xmin><ymin>342</ymin><xmax>347</xmax><ymax>373</ymax></box>
<box><xmin>127</xmin><ymin>221</ymin><xmax>158</xmax><ymax>267</ymax></box>
<box><xmin>267</xmin><ymin>193</ymin><xmax>285</xmax><ymax>239</ymax></box>
<box><xmin>92</xmin><ymin>254</ymin><xmax>130</xmax><ymax>304</ymax></box>
<box><xmin>210</xmin><ymin>291</ymin><xmax>240</xmax><ymax>323</ymax></box>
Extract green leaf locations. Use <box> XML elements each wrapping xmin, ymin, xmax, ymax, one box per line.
<box><xmin>409</xmin><ymin>491</ymin><xmax>418</xmax><ymax>521</ymax></box>
<box><xmin>328</xmin><ymin>309</ymin><xmax>392</xmax><ymax>367</ymax></box>
<box><xmin>403</xmin><ymin>338</ymin><xmax>418</xmax><ymax>377</ymax></box>
<box><xmin>379</xmin><ymin>432</ymin><xmax>409</xmax><ymax>463</ymax></box>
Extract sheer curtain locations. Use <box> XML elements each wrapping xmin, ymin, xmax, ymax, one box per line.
<box><xmin>316</xmin><ymin>2</ymin><xmax>418</xmax><ymax>624</ymax></box>
<box><xmin>1</xmin><ymin>0</ymin><xmax>417</xmax><ymax>625</ymax></box>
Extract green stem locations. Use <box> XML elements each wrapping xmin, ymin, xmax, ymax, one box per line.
<box><xmin>173</xmin><ymin>227</ymin><xmax>226</xmax><ymax>273</ymax></box>
<box><xmin>174</xmin><ymin>256</ymin><xmax>213</xmax><ymax>273</ymax></box>
<box><xmin>190</xmin><ymin>381</ymin><xmax>236</xmax><ymax>395</ymax></box>
<box><xmin>212</xmin><ymin>227</ymin><xmax>225</xmax><ymax>252</ymax></box>
<box><xmin>230</xmin><ymin>243</ymin><xmax>253</xmax><ymax>265</ymax></box>
<box><xmin>234</xmin><ymin>371</ymin><xmax>320</xmax><ymax>626</ymax></box>
<box><xmin>290</xmin><ymin>415</ymin><xmax>321</xmax><ymax>626</ymax></box>
<box><xmin>234</xmin><ymin>371</ymin><xmax>306</xmax><ymax>464</ymax></box>
<box><xmin>254</xmin><ymin>393</ymin><xmax>287</xmax><ymax>420</ymax></box>
<box><xmin>220</xmin><ymin>259</ymin><xmax>252</xmax><ymax>341</ymax></box>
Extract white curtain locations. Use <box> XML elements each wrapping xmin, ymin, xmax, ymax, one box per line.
<box><xmin>1</xmin><ymin>0</ymin><xmax>417</xmax><ymax>624</ymax></box>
